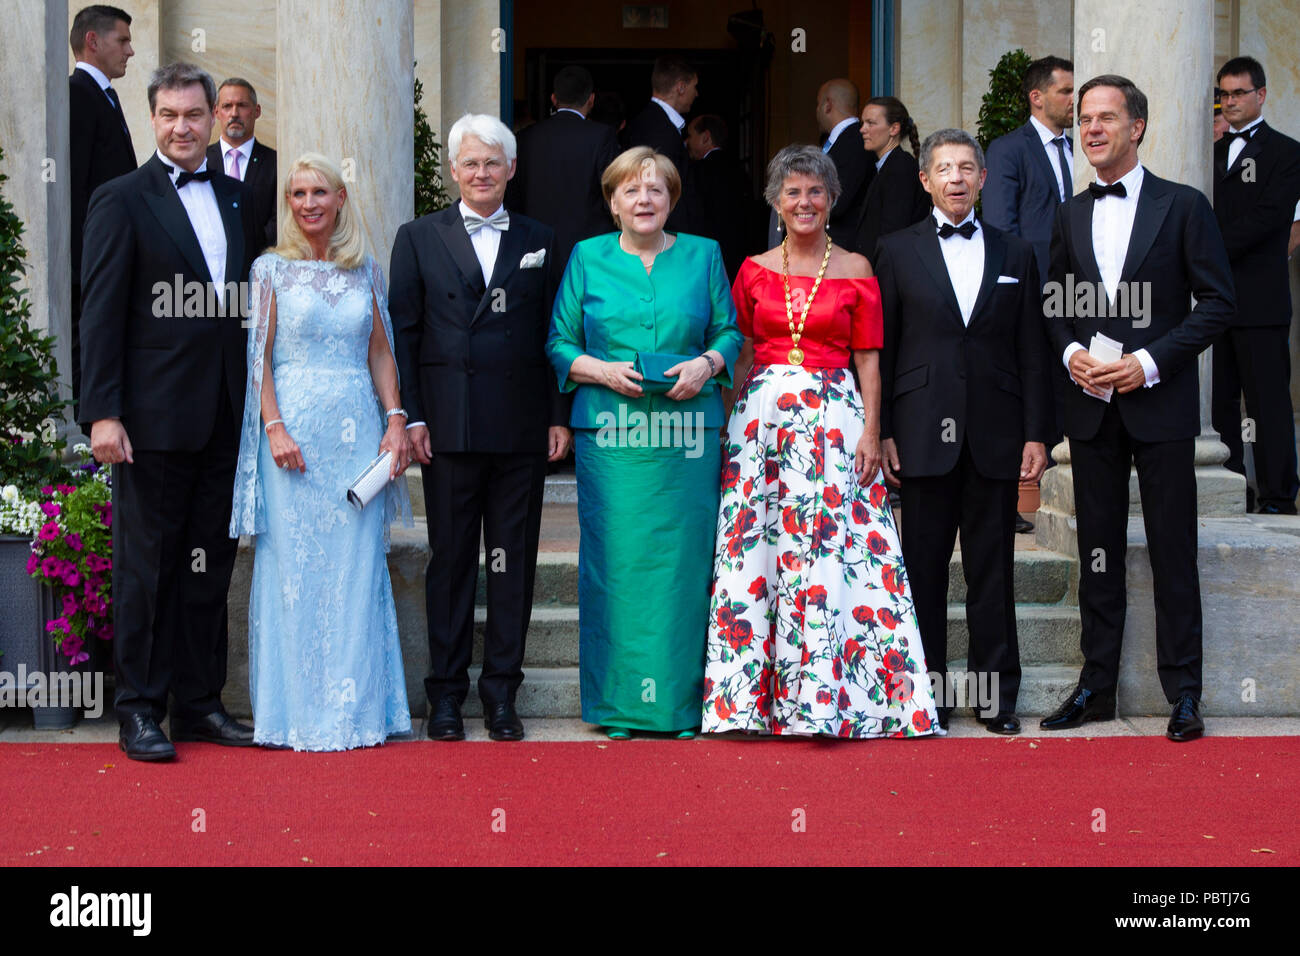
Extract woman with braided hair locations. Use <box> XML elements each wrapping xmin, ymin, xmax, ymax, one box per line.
<box><xmin>853</xmin><ymin>96</ymin><xmax>932</xmax><ymax>262</ymax></box>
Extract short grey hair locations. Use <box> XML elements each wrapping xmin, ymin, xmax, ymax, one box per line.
<box><xmin>447</xmin><ymin>113</ymin><xmax>517</xmax><ymax>166</ymax></box>
<box><xmin>148</xmin><ymin>62</ymin><xmax>216</xmax><ymax>113</ymax></box>
<box><xmin>763</xmin><ymin>145</ymin><xmax>841</xmax><ymax>209</ymax></box>
<box><xmin>217</xmin><ymin>77</ymin><xmax>258</xmax><ymax>105</ymax></box>
<box><xmin>918</xmin><ymin>128</ymin><xmax>985</xmax><ymax>174</ymax></box>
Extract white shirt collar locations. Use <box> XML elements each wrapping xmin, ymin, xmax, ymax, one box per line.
<box><xmin>458</xmin><ymin>199</ymin><xmax>505</xmax><ymax>220</ymax></box>
<box><xmin>75</xmin><ymin>61</ymin><xmax>112</xmax><ymax>91</ymax></box>
<box><xmin>932</xmin><ymin>207</ymin><xmax>978</xmax><ymax>230</ymax></box>
<box><xmin>220</xmin><ymin>137</ymin><xmax>256</xmax><ymax>163</ymax></box>
<box><xmin>651</xmin><ymin>96</ymin><xmax>686</xmax><ymax>132</ymax></box>
<box><xmin>157</xmin><ymin>149</ymin><xmax>210</xmax><ymax>183</ymax></box>
<box><xmin>825</xmin><ymin>116</ymin><xmax>857</xmax><ymax>148</ymax></box>
<box><xmin>1097</xmin><ymin>160</ymin><xmax>1144</xmax><ymax>194</ymax></box>
<box><xmin>1028</xmin><ymin>114</ymin><xmax>1067</xmax><ymax>145</ymax></box>
<box><xmin>1228</xmin><ymin>115</ymin><xmax>1265</xmax><ymax>136</ymax></box>
<box><xmin>555</xmin><ymin>107</ymin><xmax>585</xmax><ymax>118</ymax></box>
<box><xmin>875</xmin><ymin>145</ymin><xmax>895</xmax><ymax>171</ymax></box>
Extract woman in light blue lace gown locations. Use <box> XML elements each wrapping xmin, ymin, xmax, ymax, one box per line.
<box><xmin>230</xmin><ymin>153</ymin><xmax>413</xmax><ymax>750</ymax></box>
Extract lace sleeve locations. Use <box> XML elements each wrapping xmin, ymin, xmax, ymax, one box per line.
<box><xmin>229</xmin><ymin>254</ymin><xmax>277</xmax><ymax>537</ymax></box>
<box><xmin>369</xmin><ymin>257</ymin><xmax>415</xmax><ymax>542</ymax></box>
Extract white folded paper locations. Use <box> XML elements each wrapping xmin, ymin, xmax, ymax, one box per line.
<box><xmin>1087</xmin><ymin>332</ymin><xmax>1124</xmax><ymax>402</ymax></box>
<box><xmin>346</xmin><ymin>451</ymin><xmax>394</xmax><ymax>511</ymax></box>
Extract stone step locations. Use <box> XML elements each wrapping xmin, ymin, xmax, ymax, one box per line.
<box><xmin>944</xmin><ymin>662</ymin><xmax>1082</xmax><ymax>718</ymax></box>
<box><xmin>475</xmin><ymin>548</ymin><xmax>1074</xmax><ymax>607</ymax></box>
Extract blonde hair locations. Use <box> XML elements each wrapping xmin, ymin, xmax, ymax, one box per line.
<box><xmin>600</xmin><ymin>147</ymin><xmax>681</xmax><ymax>227</ymax></box>
<box><xmin>271</xmin><ymin>152</ymin><xmax>366</xmax><ymax>269</ymax></box>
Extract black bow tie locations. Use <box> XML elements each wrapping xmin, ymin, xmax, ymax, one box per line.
<box><xmin>937</xmin><ymin>220</ymin><xmax>977</xmax><ymax>240</ymax></box>
<box><xmin>1088</xmin><ymin>181</ymin><xmax>1127</xmax><ymax>200</ymax></box>
<box><xmin>1222</xmin><ymin>128</ymin><xmax>1254</xmax><ymax>143</ymax></box>
<box><xmin>173</xmin><ymin>168</ymin><xmax>212</xmax><ymax>189</ymax></box>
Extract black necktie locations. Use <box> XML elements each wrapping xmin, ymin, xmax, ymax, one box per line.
<box><xmin>104</xmin><ymin>86</ymin><xmax>131</xmax><ymax>139</ymax></box>
<box><xmin>1088</xmin><ymin>181</ymin><xmax>1127</xmax><ymax>200</ymax></box>
<box><xmin>174</xmin><ymin>169</ymin><xmax>212</xmax><ymax>189</ymax></box>
<box><xmin>1052</xmin><ymin>136</ymin><xmax>1071</xmax><ymax>202</ymax></box>
<box><xmin>937</xmin><ymin>220</ymin><xmax>977</xmax><ymax>240</ymax></box>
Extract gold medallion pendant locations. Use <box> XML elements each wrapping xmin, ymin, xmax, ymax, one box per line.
<box><xmin>787</xmin><ymin>347</ymin><xmax>805</xmax><ymax>365</ymax></box>
<box><xmin>781</xmin><ymin>232</ymin><xmax>832</xmax><ymax>367</ymax></box>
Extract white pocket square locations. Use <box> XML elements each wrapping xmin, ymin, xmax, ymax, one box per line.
<box><xmin>996</xmin><ymin>275</ymin><xmax>1020</xmax><ymax>284</ymax></box>
<box><xmin>520</xmin><ymin>249</ymin><xmax>546</xmax><ymax>269</ymax></box>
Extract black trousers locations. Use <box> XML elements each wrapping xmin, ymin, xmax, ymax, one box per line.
<box><xmin>1211</xmin><ymin>325</ymin><xmax>1299</xmax><ymax>510</ymax></box>
<box><xmin>899</xmin><ymin>440</ymin><xmax>1021</xmax><ymax>714</ymax></box>
<box><xmin>1071</xmin><ymin>400</ymin><xmax>1202</xmax><ymax>701</ymax></box>
<box><xmin>112</xmin><ymin>388</ymin><xmax>239</xmax><ymax>723</ymax></box>
<box><xmin>421</xmin><ymin>451</ymin><xmax>547</xmax><ymax>708</ymax></box>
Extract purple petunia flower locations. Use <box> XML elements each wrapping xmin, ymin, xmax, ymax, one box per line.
<box><xmin>37</xmin><ymin>521</ymin><xmax>60</xmax><ymax>541</ymax></box>
<box><xmin>65</xmin><ymin>533</ymin><xmax>82</xmax><ymax>551</ymax></box>
<box><xmin>40</xmin><ymin>501</ymin><xmax>61</xmax><ymax>517</ymax></box>
<box><xmin>56</xmin><ymin>484</ymin><xmax>75</xmax><ymax>495</ymax></box>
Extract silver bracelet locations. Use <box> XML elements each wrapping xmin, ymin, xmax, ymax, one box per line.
<box><xmin>385</xmin><ymin>407</ymin><xmax>407</xmax><ymax>420</ymax></box>
<box><xmin>263</xmin><ymin>418</ymin><xmax>284</xmax><ymax>433</ymax></box>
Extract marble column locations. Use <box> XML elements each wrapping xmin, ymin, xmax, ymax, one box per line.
<box><xmin>277</xmin><ymin>0</ymin><xmax>413</xmax><ymax>277</ymax></box>
<box><xmin>2</xmin><ymin>2</ymin><xmax>72</xmax><ymax>414</ymax></box>
<box><xmin>414</xmin><ymin>0</ymin><xmax>442</xmax><ymax>150</ymax></box>
<box><xmin>440</xmin><ymin>0</ymin><xmax>502</xmax><ymax>202</ymax></box>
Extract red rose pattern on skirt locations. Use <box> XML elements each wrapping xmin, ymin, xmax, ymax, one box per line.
<box><xmin>702</xmin><ymin>364</ymin><xmax>940</xmax><ymax>738</ymax></box>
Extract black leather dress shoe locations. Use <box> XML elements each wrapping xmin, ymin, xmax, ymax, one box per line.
<box><xmin>1258</xmin><ymin>502</ymin><xmax>1298</xmax><ymax>515</ymax></box>
<box><xmin>170</xmin><ymin>710</ymin><xmax>255</xmax><ymax>746</ymax></box>
<box><xmin>485</xmin><ymin>701</ymin><xmax>525</xmax><ymax>741</ymax></box>
<box><xmin>977</xmin><ymin>711</ymin><xmax>1021</xmax><ymax>735</ymax></box>
<box><xmin>1039</xmin><ymin>684</ymin><xmax>1116</xmax><ymax>730</ymax></box>
<box><xmin>1166</xmin><ymin>694</ymin><xmax>1204</xmax><ymax>742</ymax></box>
<box><xmin>1015</xmin><ymin>514</ymin><xmax>1035</xmax><ymax>534</ymax></box>
<box><xmin>119</xmin><ymin>714</ymin><xmax>176</xmax><ymax>761</ymax></box>
<box><xmin>936</xmin><ymin>706</ymin><xmax>952</xmax><ymax>731</ymax></box>
<box><xmin>427</xmin><ymin>696</ymin><xmax>464</xmax><ymax>741</ymax></box>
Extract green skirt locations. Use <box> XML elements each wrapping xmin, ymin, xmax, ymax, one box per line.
<box><xmin>574</xmin><ymin>428</ymin><xmax>720</xmax><ymax>731</ymax></box>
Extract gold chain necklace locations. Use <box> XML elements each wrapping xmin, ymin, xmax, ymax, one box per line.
<box><xmin>781</xmin><ymin>232</ymin><xmax>832</xmax><ymax>365</ymax></box>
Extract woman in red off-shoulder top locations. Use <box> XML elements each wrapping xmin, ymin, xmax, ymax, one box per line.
<box><xmin>701</xmin><ymin>145</ymin><xmax>941</xmax><ymax>738</ymax></box>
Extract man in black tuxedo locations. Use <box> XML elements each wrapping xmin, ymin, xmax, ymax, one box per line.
<box><xmin>206</xmin><ymin>77</ymin><xmax>278</xmax><ymax>252</ymax></box>
<box><xmin>506</xmin><ymin>65</ymin><xmax>619</xmax><ymax>283</ymax></box>
<box><xmin>1210</xmin><ymin>56</ymin><xmax>1300</xmax><ymax>515</ymax></box>
<box><xmin>817</xmin><ymin>79</ymin><xmax>872</xmax><ymax>250</ymax></box>
<box><xmin>876</xmin><ymin>129</ymin><xmax>1052</xmax><ymax>735</ymax></box>
<box><xmin>623</xmin><ymin>55</ymin><xmax>698</xmax><ymax>231</ymax></box>
<box><xmin>80</xmin><ymin>63</ymin><xmax>259</xmax><ymax>760</ymax></box>
<box><xmin>684</xmin><ymin>114</ymin><xmax>749</xmax><ymax>280</ymax></box>
<box><xmin>1038</xmin><ymin>75</ymin><xmax>1235</xmax><ymax>742</ymax></box>
<box><xmin>69</xmin><ymin>5</ymin><xmax>137</xmax><ymax>417</ymax></box>
<box><xmin>389</xmin><ymin>114</ymin><xmax>573</xmax><ymax>742</ymax></box>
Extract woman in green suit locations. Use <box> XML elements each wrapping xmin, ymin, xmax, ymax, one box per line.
<box><xmin>547</xmin><ymin>147</ymin><xmax>743</xmax><ymax>739</ymax></box>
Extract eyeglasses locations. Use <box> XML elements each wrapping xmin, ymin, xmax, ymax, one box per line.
<box><xmin>458</xmin><ymin>159</ymin><xmax>505</xmax><ymax>173</ymax></box>
<box><xmin>1216</xmin><ymin>87</ymin><xmax>1260</xmax><ymax>101</ymax></box>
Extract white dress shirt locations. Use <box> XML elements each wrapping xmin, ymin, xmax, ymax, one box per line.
<box><xmin>1062</xmin><ymin>162</ymin><xmax>1158</xmax><ymax>386</ymax></box>
<box><xmin>459</xmin><ymin>199</ymin><xmax>504</xmax><ymax>285</ymax></box>
<box><xmin>217</xmin><ymin>137</ymin><xmax>256</xmax><ymax>181</ymax></box>
<box><xmin>1029</xmin><ymin>114</ymin><xmax>1073</xmax><ymax>201</ymax></box>
<box><xmin>651</xmin><ymin>97</ymin><xmax>686</xmax><ymax>133</ymax></box>
<box><xmin>74</xmin><ymin>61</ymin><xmax>113</xmax><ymax>97</ymax></box>
<box><xmin>932</xmin><ymin>208</ymin><xmax>984</xmax><ymax>326</ymax></box>
<box><xmin>823</xmin><ymin>116</ymin><xmax>857</xmax><ymax>153</ymax></box>
<box><xmin>1225</xmin><ymin>115</ymin><xmax>1264</xmax><ymax>169</ymax></box>
<box><xmin>158</xmin><ymin>150</ymin><xmax>226</xmax><ymax>290</ymax></box>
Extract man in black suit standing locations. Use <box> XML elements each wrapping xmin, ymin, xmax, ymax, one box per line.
<box><xmin>389</xmin><ymin>114</ymin><xmax>573</xmax><ymax>742</ymax></box>
<box><xmin>816</xmin><ymin>79</ymin><xmax>872</xmax><ymax>250</ymax></box>
<box><xmin>1038</xmin><ymin>75</ymin><xmax>1235</xmax><ymax>741</ymax></box>
<box><xmin>982</xmin><ymin>55</ymin><xmax>1077</xmax><ymax>534</ymax></box>
<box><xmin>69</xmin><ymin>5</ymin><xmax>137</xmax><ymax>417</ymax></box>
<box><xmin>684</xmin><ymin>113</ymin><xmax>748</xmax><ymax>280</ymax></box>
<box><xmin>875</xmin><ymin>129</ymin><xmax>1053</xmax><ymax>735</ymax></box>
<box><xmin>624</xmin><ymin>55</ymin><xmax>698</xmax><ymax>231</ymax></box>
<box><xmin>506</xmin><ymin>65</ymin><xmax>619</xmax><ymax>282</ymax></box>
<box><xmin>80</xmin><ymin>63</ymin><xmax>259</xmax><ymax>760</ymax></box>
<box><xmin>1210</xmin><ymin>56</ymin><xmax>1300</xmax><ymax>515</ymax></box>
<box><xmin>206</xmin><ymin>77</ymin><xmax>278</xmax><ymax>252</ymax></box>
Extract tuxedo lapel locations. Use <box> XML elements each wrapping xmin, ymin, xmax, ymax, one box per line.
<box><xmin>139</xmin><ymin>157</ymin><xmax>214</xmax><ymax>285</ymax></box>
<box><xmin>914</xmin><ymin>223</ymin><xmax>965</xmax><ymax>327</ymax></box>
<box><xmin>1120</xmin><ymin>175</ymin><xmax>1172</xmax><ymax>282</ymax></box>
<box><xmin>1228</xmin><ymin>122</ymin><xmax>1269</xmax><ymax>178</ymax></box>
<box><xmin>474</xmin><ymin>218</ymin><xmax>527</xmax><ymax>323</ymax></box>
<box><xmin>1069</xmin><ymin>194</ymin><xmax>1102</xmax><ymax>283</ymax></box>
<box><xmin>1024</xmin><ymin>123</ymin><xmax>1062</xmax><ymax>201</ymax></box>
<box><xmin>435</xmin><ymin>206</ymin><xmax>487</xmax><ymax>298</ymax></box>
<box><xmin>968</xmin><ymin>225</ymin><xmax>1006</xmax><ymax>325</ymax></box>
<box><xmin>211</xmin><ymin>173</ymin><xmax>245</xmax><ymax>300</ymax></box>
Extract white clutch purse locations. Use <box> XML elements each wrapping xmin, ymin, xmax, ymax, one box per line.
<box><xmin>346</xmin><ymin>451</ymin><xmax>394</xmax><ymax>511</ymax></box>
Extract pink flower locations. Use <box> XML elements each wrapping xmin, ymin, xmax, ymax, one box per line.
<box><xmin>40</xmin><ymin>501</ymin><xmax>61</xmax><ymax>517</ymax></box>
<box><xmin>65</xmin><ymin>533</ymin><xmax>82</xmax><ymax>551</ymax></box>
<box><xmin>37</xmin><ymin>522</ymin><xmax>60</xmax><ymax>541</ymax></box>
<box><xmin>61</xmin><ymin>569</ymin><xmax>81</xmax><ymax>587</ymax></box>
<box><xmin>62</xmin><ymin>594</ymin><xmax>79</xmax><ymax>617</ymax></box>
<box><xmin>40</xmin><ymin>485</ymin><xmax>54</xmax><ymax>495</ymax></box>
<box><xmin>45</xmin><ymin>616</ymin><xmax>69</xmax><ymax>635</ymax></box>
<box><xmin>40</xmin><ymin>555</ymin><xmax>65</xmax><ymax>577</ymax></box>
<box><xmin>56</xmin><ymin>484</ymin><xmax>75</xmax><ymax>495</ymax></box>
<box><xmin>25</xmin><ymin>552</ymin><xmax>38</xmax><ymax>574</ymax></box>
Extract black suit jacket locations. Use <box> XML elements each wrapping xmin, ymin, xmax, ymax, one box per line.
<box><xmin>70</xmin><ymin>69</ymin><xmax>137</xmax><ymax>282</ymax></box>
<box><xmin>854</xmin><ymin>147</ymin><xmax>930</xmax><ymax>265</ymax></box>
<box><xmin>505</xmin><ymin>110</ymin><xmax>619</xmax><ymax>282</ymax></box>
<box><xmin>1213</xmin><ymin>121</ymin><xmax>1300</xmax><ymax>327</ymax></box>
<box><xmin>826</xmin><ymin>120</ymin><xmax>873</xmax><ymax>249</ymax></box>
<box><xmin>388</xmin><ymin>204</ymin><xmax>570</xmax><ymax>454</ymax></box>
<box><xmin>983</xmin><ymin>122</ymin><xmax>1068</xmax><ymax>282</ymax></box>
<box><xmin>1046</xmin><ymin>170</ymin><xmax>1236</xmax><ymax>443</ymax></box>
<box><xmin>79</xmin><ymin>155</ymin><xmax>257</xmax><ymax>451</ymax></box>
<box><xmin>689</xmin><ymin>150</ymin><xmax>749</xmax><ymax>280</ymax></box>
<box><xmin>623</xmin><ymin>101</ymin><xmax>695</xmax><ymax>232</ymax></box>
<box><xmin>207</xmin><ymin>139</ymin><xmax>278</xmax><ymax>252</ymax></box>
<box><xmin>876</xmin><ymin>219</ymin><xmax>1052</xmax><ymax>480</ymax></box>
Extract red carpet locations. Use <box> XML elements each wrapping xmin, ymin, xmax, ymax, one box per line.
<box><xmin>2</xmin><ymin>737</ymin><xmax>1294</xmax><ymax>866</ymax></box>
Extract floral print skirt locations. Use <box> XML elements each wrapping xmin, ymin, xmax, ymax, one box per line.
<box><xmin>701</xmin><ymin>364</ymin><xmax>940</xmax><ymax>738</ymax></box>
